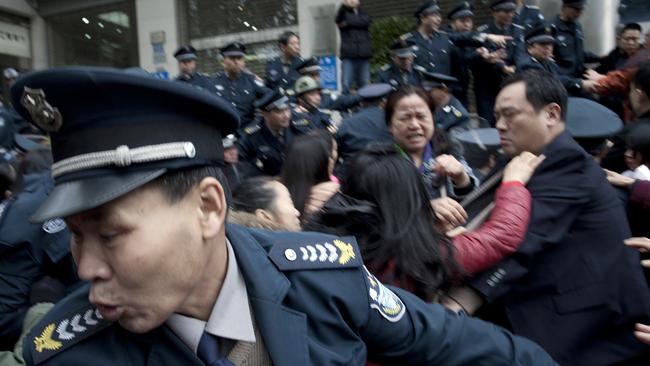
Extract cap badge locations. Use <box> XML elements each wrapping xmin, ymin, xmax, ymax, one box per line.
<box><xmin>21</xmin><ymin>87</ymin><xmax>63</xmax><ymax>132</ymax></box>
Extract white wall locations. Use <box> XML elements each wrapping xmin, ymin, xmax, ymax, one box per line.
<box><xmin>0</xmin><ymin>0</ymin><xmax>49</xmax><ymax>70</ymax></box>
<box><xmin>135</xmin><ymin>0</ymin><xmax>179</xmax><ymax>77</ymax></box>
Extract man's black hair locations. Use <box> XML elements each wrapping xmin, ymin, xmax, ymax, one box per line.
<box><xmin>621</xmin><ymin>22</ymin><xmax>642</xmax><ymax>35</ymax></box>
<box><xmin>152</xmin><ymin>165</ymin><xmax>231</xmax><ymax>206</ymax></box>
<box><xmin>279</xmin><ymin>31</ymin><xmax>299</xmax><ymax>45</ymax></box>
<box><xmin>501</xmin><ymin>69</ymin><xmax>568</xmax><ymax>120</ymax></box>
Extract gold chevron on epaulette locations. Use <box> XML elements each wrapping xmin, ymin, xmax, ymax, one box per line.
<box><xmin>31</xmin><ymin>304</ymin><xmax>111</xmax><ymax>365</ymax></box>
<box><xmin>268</xmin><ymin>235</ymin><xmax>362</xmax><ymax>271</ymax></box>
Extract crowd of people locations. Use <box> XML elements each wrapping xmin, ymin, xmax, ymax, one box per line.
<box><xmin>0</xmin><ymin>0</ymin><xmax>650</xmax><ymax>365</ymax></box>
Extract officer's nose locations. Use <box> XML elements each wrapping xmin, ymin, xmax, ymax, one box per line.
<box><xmin>74</xmin><ymin>238</ymin><xmax>112</xmax><ymax>283</ymax></box>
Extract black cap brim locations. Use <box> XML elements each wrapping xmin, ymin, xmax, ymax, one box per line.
<box><xmin>30</xmin><ymin>169</ymin><xmax>166</xmax><ymax>223</ymax></box>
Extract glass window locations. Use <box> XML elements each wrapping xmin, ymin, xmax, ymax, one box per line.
<box><xmin>47</xmin><ymin>1</ymin><xmax>138</xmax><ymax>68</ymax></box>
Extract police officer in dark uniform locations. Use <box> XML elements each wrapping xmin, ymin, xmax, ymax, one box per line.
<box><xmin>238</xmin><ymin>90</ymin><xmax>312</xmax><ymax>178</ymax></box>
<box><xmin>292</xmin><ymin>57</ymin><xmax>360</xmax><ymax>112</ymax></box>
<box><xmin>173</xmin><ymin>45</ymin><xmax>215</xmax><ymax>92</ymax></box>
<box><xmin>291</xmin><ymin>76</ymin><xmax>336</xmax><ymax>131</ymax></box>
<box><xmin>336</xmin><ymin>83</ymin><xmax>394</xmax><ymax>175</ymax></box>
<box><xmin>375</xmin><ymin>38</ymin><xmax>423</xmax><ymax>89</ymax></box>
<box><xmin>472</xmin><ymin>0</ymin><xmax>527</xmax><ymax>124</ymax></box>
<box><xmin>518</xmin><ymin>23</ymin><xmax>584</xmax><ymax>95</ymax></box>
<box><xmin>446</xmin><ymin>1</ymin><xmax>476</xmax><ymax>107</ymax></box>
<box><xmin>10</xmin><ymin>66</ymin><xmax>556</xmax><ymax>366</ymax></box>
<box><xmin>213</xmin><ymin>42</ymin><xmax>271</xmax><ymax>127</ymax></box>
<box><xmin>551</xmin><ymin>0</ymin><xmax>600</xmax><ymax>81</ymax></box>
<box><xmin>420</xmin><ymin>70</ymin><xmax>471</xmax><ymax>132</ymax></box>
<box><xmin>513</xmin><ymin>0</ymin><xmax>545</xmax><ymax>32</ymax></box>
<box><xmin>264</xmin><ymin>31</ymin><xmax>303</xmax><ymax>95</ymax></box>
<box><xmin>0</xmin><ymin>169</ymin><xmax>78</xmax><ymax>351</ymax></box>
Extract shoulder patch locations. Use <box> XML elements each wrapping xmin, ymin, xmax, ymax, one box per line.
<box><xmin>244</xmin><ymin>125</ymin><xmax>261</xmax><ymax>135</ymax></box>
<box><xmin>363</xmin><ymin>266</ymin><xmax>406</xmax><ymax>322</ymax></box>
<box><xmin>269</xmin><ymin>236</ymin><xmax>362</xmax><ymax>270</ymax></box>
<box><xmin>477</xmin><ymin>24</ymin><xmax>489</xmax><ymax>32</ymax></box>
<box><xmin>526</xmin><ymin>5</ymin><xmax>540</xmax><ymax>9</ymax></box>
<box><xmin>31</xmin><ymin>304</ymin><xmax>110</xmax><ymax>364</ymax></box>
<box><xmin>42</xmin><ymin>218</ymin><xmax>66</xmax><ymax>234</ymax></box>
<box><xmin>513</xmin><ymin>24</ymin><xmax>525</xmax><ymax>30</ymax></box>
<box><xmin>400</xmin><ymin>32</ymin><xmax>414</xmax><ymax>41</ymax></box>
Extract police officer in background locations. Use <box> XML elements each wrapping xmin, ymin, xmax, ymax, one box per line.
<box><xmin>292</xmin><ymin>57</ymin><xmax>360</xmax><ymax>111</ymax></box>
<box><xmin>264</xmin><ymin>31</ymin><xmax>303</xmax><ymax>95</ymax></box>
<box><xmin>472</xmin><ymin>0</ymin><xmax>527</xmax><ymax>124</ymax></box>
<box><xmin>292</xmin><ymin>76</ymin><xmax>337</xmax><ymax>131</ymax></box>
<box><xmin>238</xmin><ymin>90</ymin><xmax>312</xmax><ymax>177</ymax></box>
<box><xmin>12</xmin><ymin>66</ymin><xmax>557</xmax><ymax>366</ymax></box>
<box><xmin>375</xmin><ymin>38</ymin><xmax>423</xmax><ymax>89</ymax></box>
<box><xmin>335</xmin><ymin>83</ymin><xmax>394</xmax><ymax>175</ymax></box>
<box><xmin>213</xmin><ymin>42</ymin><xmax>270</xmax><ymax>127</ymax></box>
<box><xmin>420</xmin><ymin>70</ymin><xmax>470</xmax><ymax>132</ymax></box>
<box><xmin>446</xmin><ymin>1</ymin><xmax>476</xmax><ymax>107</ymax></box>
<box><xmin>551</xmin><ymin>0</ymin><xmax>600</xmax><ymax>83</ymax></box>
<box><xmin>514</xmin><ymin>0</ymin><xmax>544</xmax><ymax>32</ymax></box>
<box><xmin>173</xmin><ymin>45</ymin><xmax>215</xmax><ymax>92</ymax></box>
<box><xmin>518</xmin><ymin>23</ymin><xmax>584</xmax><ymax>95</ymax></box>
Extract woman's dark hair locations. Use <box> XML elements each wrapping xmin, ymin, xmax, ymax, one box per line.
<box><xmin>384</xmin><ymin>85</ymin><xmax>454</xmax><ymax>156</ymax></box>
<box><xmin>231</xmin><ymin>176</ymin><xmax>278</xmax><ymax>213</ymax></box>
<box><xmin>633</xmin><ymin>60</ymin><xmax>650</xmax><ymax>97</ymax></box>
<box><xmin>306</xmin><ymin>144</ymin><xmax>460</xmax><ymax>300</ymax></box>
<box><xmin>627</xmin><ymin>124</ymin><xmax>650</xmax><ymax>164</ymax></box>
<box><xmin>281</xmin><ymin>129</ymin><xmax>334</xmax><ymax>217</ymax></box>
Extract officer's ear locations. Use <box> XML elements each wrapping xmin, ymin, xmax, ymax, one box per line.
<box><xmin>197</xmin><ymin>177</ymin><xmax>227</xmax><ymax>239</ymax></box>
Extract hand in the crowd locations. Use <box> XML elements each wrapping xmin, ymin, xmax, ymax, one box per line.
<box><xmin>434</xmin><ymin>154</ymin><xmax>470</xmax><ymax>187</ymax></box>
<box><xmin>502</xmin><ymin>65</ymin><xmax>516</xmax><ymax>75</ymax></box>
<box><xmin>304</xmin><ymin>181</ymin><xmax>340</xmax><ymax>215</ymax></box>
<box><xmin>440</xmin><ymin>286</ymin><xmax>484</xmax><ymax>315</ymax></box>
<box><xmin>581</xmin><ymin>79</ymin><xmax>599</xmax><ymax>93</ymax></box>
<box><xmin>624</xmin><ymin>237</ymin><xmax>650</xmax><ymax>268</ymax></box>
<box><xmin>635</xmin><ymin>323</ymin><xmax>650</xmax><ymax>345</ymax></box>
<box><xmin>482</xmin><ymin>49</ymin><xmax>507</xmax><ymax>64</ymax></box>
<box><xmin>503</xmin><ymin>152</ymin><xmax>545</xmax><ymax>185</ymax></box>
<box><xmin>584</xmin><ymin>69</ymin><xmax>605</xmax><ymax>82</ymax></box>
<box><xmin>485</xmin><ymin>34</ymin><xmax>512</xmax><ymax>48</ymax></box>
<box><xmin>603</xmin><ymin>169</ymin><xmax>636</xmax><ymax>187</ymax></box>
<box><xmin>327</xmin><ymin>124</ymin><xmax>339</xmax><ymax>134</ymax></box>
<box><xmin>431</xmin><ymin>197</ymin><xmax>467</xmax><ymax>228</ymax></box>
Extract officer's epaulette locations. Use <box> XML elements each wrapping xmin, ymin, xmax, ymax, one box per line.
<box><xmin>380</xmin><ymin>64</ymin><xmax>390</xmax><ymax>72</ymax></box>
<box><xmin>268</xmin><ymin>235</ymin><xmax>362</xmax><ymax>271</ymax></box>
<box><xmin>243</xmin><ymin>124</ymin><xmax>261</xmax><ymax>135</ymax></box>
<box><xmin>438</xmin><ymin>29</ymin><xmax>449</xmax><ymax>35</ymax></box>
<box><xmin>525</xmin><ymin>4</ymin><xmax>540</xmax><ymax>9</ymax></box>
<box><xmin>197</xmin><ymin>72</ymin><xmax>208</xmax><ymax>77</ymax></box>
<box><xmin>476</xmin><ymin>24</ymin><xmax>489</xmax><ymax>32</ymax></box>
<box><xmin>29</xmin><ymin>301</ymin><xmax>111</xmax><ymax>364</ymax></box>
<box><xmin>322</xmin><ymin>89</ymin><xmax>331</xmax><ymax>95</ymax></box>
<box><xmin>285</xmin><ymin>89</ymin><xmax>296</xmax><ymax>97</ymax></box>
<box><xmin>400</xmin><ymin>32</ymin><xmax>414</xmax><ymax>41</ymax></box>
<box><xmin>513</xmin><ymin>24</ymin><xmax>525</xmax><ymax>30</ymax></box>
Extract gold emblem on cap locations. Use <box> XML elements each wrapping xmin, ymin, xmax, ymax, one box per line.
<box><xmin>20</xmin><ymin>87</ymin><xmax>63</xmax><ymax>132</ymax></box>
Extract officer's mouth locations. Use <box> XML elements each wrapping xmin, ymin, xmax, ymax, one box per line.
<box><xmin>95</xmin><ymin>303</ymin><xmax>125</xmax><ymax>322</ymax></box>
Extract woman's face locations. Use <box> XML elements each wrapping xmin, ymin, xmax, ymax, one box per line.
<box><xmin>268</xmin><ymin>181</ymin><xmax>301</xmax><ymax>231</ymax></box>
<box><xmin>389</xmin><ymin>94</ymin><xmax>434</xmax><ymax>154</ymax></box>
<box><xmin>624</xmin><ymin>149</ymin><xmax>642</xmax><ymax>171</ymax></box>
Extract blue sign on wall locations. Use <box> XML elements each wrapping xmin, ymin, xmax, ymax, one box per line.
<box><xmin>153</xmin><ymin>70</ymin><xmax>169</xmax><ymax>80</ymax></box>
<box><xmin>319</xmin><ymin>55</ymin><xmax>338</xmax><ymax>91</ymax></box>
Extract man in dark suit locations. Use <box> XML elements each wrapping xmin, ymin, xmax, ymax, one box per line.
<box><xmin>445</xmin><ymin>69</ymin><xmax>650</xmax><ymax>365</ymax></box>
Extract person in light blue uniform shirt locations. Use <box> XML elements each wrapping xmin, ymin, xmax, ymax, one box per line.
<box><xmin>11</xmin><ymin>66</ymin><xmax>557</xmax><ymax>366</ymax></box>
<box><xmin>213</xmin><ymin>43</ymin><xmax>271</xmax><ymax>127</ymax></box>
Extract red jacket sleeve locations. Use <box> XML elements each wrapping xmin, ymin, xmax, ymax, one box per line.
<box><xmin>595</xmin><ymin>68</ymin><xmax>636</xmax><ymax>96</ymax></box>
<box><xmin>452</xmin><ymin>183</ymin><xmax>532</xmax><ymax>276</ymax></box>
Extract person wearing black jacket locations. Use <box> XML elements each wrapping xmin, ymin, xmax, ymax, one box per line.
<box><xmin>335</xmin><ymin>0</ymin><xmax>372</xmax><ymax>94</ymax></box>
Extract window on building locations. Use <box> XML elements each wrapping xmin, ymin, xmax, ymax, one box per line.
<box><xmin>47</xmin><ymin>1</ymin><xmax>139</xmax><ymax>68</ymax></box>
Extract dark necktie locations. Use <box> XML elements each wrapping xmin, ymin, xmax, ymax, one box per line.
<box><xmin>197</xmin><ymin>331</ymin><xmax>234</xmax><ymax>366</ymax></box>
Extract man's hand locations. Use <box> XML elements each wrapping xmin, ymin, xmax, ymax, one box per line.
<box><xmin>431</xmin><ymin>197</ymin><xmax>467</xmax><ymax>228</ymax></box>
<box><xmin>485</xmin><ymin>34</ymin><xmax>512</xmax><ymax>48</ymax></box>
<box><xmin>502</xmin><ymin>65</ymin><xmax>516</xmax><ymax>75</ymax></box>
<box><xmin>440</xmin><ymin>286</ymin><xmax>484</xmax><ymax>315</ymax></box>
<box><xmin>584</xmin><ymin>69</ymin><xmax>605</xmax><ymax>82</ymax></box>
<box><xmin>581</xmin><ymin>79</ymin><xmax>599</xmax><ymax>93</ymax></box>
<box><xmin>603</xmin><ymin>169</ymin><xmax>636</xmax><ymax>187</ymax></box>
<box><xmin>624</xmin><ymin>237</ymin><xmax>650</xmax><ymax>268</ymax></box>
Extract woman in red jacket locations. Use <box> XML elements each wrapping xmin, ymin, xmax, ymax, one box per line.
<box><xmin>304</xmin><ymin>144</ymin><xmax>543</xmax><ymax>301</ymax></box>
